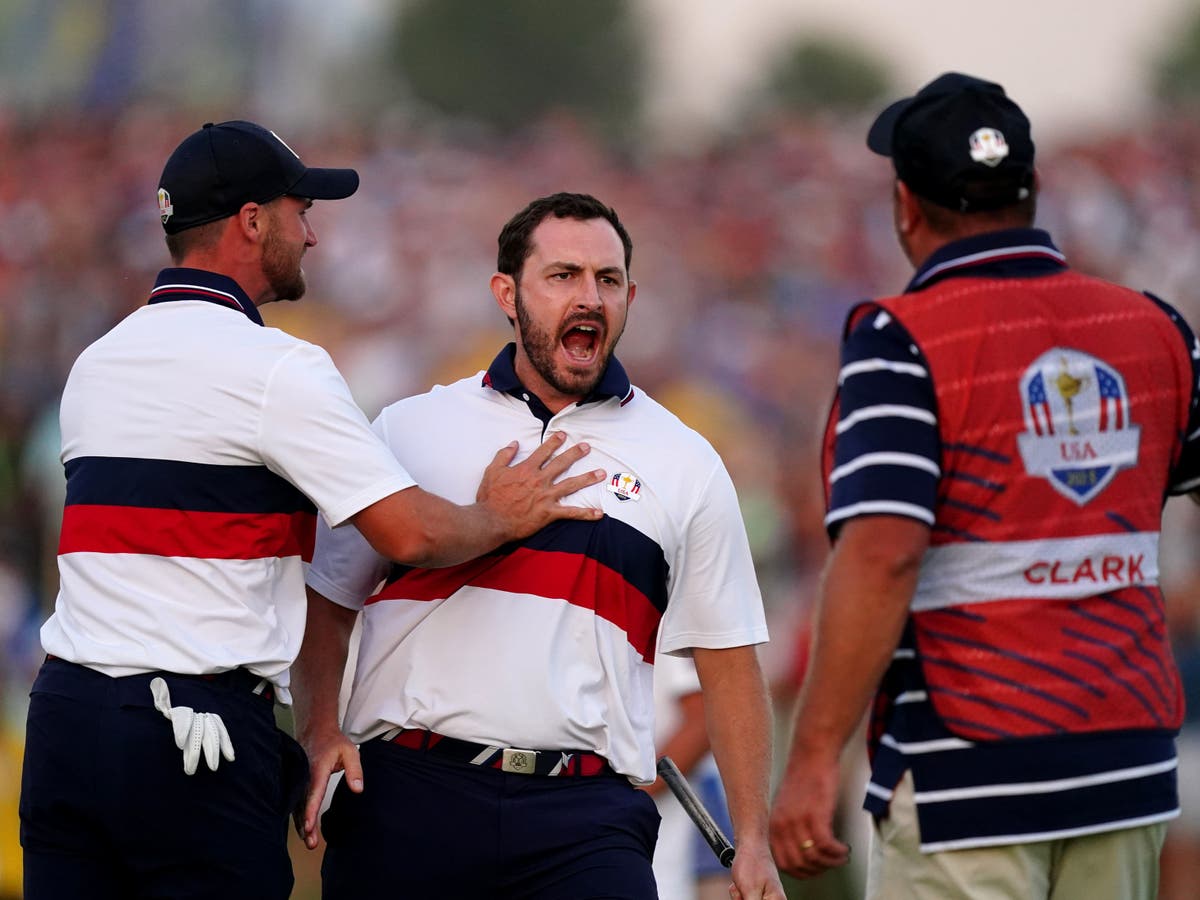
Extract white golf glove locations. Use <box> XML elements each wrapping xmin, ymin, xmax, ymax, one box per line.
<box><xmin>150</xmin><ymin>676</ymin><xmax>236</xmax><ymax>775</ymax></box>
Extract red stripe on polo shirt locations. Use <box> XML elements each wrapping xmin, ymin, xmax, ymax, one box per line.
<box><xmin>368</xmin><ymin>547</ymin><xmax>662</xmax><ymax>661</ymax></box>
<box><xmin>59</xmin><ymin>504</ymin><xmax>316</xmax><ymax>561</ymax></box>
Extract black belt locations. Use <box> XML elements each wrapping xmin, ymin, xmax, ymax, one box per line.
<box><xmin>43</xmin><ymin>656</ymin><xmax>275</xmax><ymax>704</ymax></box>
<box><xmin>382</xmin><ymin>728</ymin><xmax>614</xmax><ymax>777</ymax></box>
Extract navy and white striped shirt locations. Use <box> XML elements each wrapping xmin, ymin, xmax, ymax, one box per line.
<box><xmin>827</xmin><ymin>229</ymin><xmax>1200</xmax><ymax>850</ymax></box>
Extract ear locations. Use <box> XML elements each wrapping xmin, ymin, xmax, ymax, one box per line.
<box><xmin>626</xmin><ymin>279</ymin><xmax>637</xmax><ymax>309</ymax></box>
<box><xmin>235</xmin><ymin>202</ymin><xmax>265</xmax><ymax>243</ymax></box>
<box><xmin>490</xmin><ymin>272</ymin><xmax>517</xmax><ymax>320</ymax></box>
<box><xmin>894</xmin><ymin>180</ymin><xmax>922</xmax><ymax>236</ymax></box>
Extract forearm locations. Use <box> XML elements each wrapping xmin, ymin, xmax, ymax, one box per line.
<box><xmin>693</xmin><ymin>645</ymin><xmax>774</xmax><ymax>843</ymax></box>
<box><xmin>352</xmin><ymin>487</ymin><xmax>507</xmax><ymax>569</ymax></box>
<box><xmin>291</xmin><ymin>587</ymin><xmax>359</xmax><ymax>747</ymax></box>
<box><xmin>786</xmin><ymin>518</ymin><xmax>925</xmax><ymax>767</ymax></box>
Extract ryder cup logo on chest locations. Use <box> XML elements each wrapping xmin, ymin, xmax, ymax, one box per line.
<box><xmin>1016</xmin><ymin>348</ymin><xmax>1140</xmax><ymax>505</ymax></box>
<box><xmin>606</xmin><ymin>472</ymin><xmax>642</xmax><ymax>502</ymax></box>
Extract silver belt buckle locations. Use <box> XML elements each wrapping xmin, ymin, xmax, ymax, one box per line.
<box><xmin>501</xmin><ymin>747</ymin><xmax>538</xmax><ymax>774</ymax></box>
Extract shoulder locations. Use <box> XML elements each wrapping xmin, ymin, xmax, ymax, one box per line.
<box><xmin>624</xmin><ymin>388</ymin><xmax>722</xmax><ymax>457</ymax></box>
<box><xmin>375</xmin><ymin>372</ymin><xmax>489</xmax><ymax>419</ymax></box>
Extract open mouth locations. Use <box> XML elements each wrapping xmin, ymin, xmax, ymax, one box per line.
<box><xmin>562</xmin><ymin>323</ymin><xmax>601</xmax><ymax>363</ymax></box>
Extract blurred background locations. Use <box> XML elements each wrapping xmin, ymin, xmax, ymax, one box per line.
<box><xmin>2</xmin><ymin>1</ymin><xmax>1200</xmax><ymax>897</ymax></box>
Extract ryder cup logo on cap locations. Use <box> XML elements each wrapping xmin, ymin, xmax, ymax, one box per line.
<box><xmin>866</xmin><ymin>72</ymin><xmax>1035</xmax><ymax>212</ymax></box>
<box><xmin>968</xmin><ymin>128</ymin><xmax>1009</xmax><ymax>167</ymax></box>
<box><xmin>1016</xmin><ymin>348</ymin><xmax>1141</xmax><ymax>505</ymax></box>
<box><xmin>157</xmin><ymin>188</ymin><xmax>173</xmax><ymax>225</ymax></box>
<box><xmin>156</xmin><ymin>120</ymin><xmax>359</xmax><ymax>235</ymax></box>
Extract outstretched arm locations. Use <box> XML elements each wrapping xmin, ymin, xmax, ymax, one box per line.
<box><xmin>352</xmin><ymin>432</ymin><xmax>604</xmax><ymax>568</ymax></box>
<box><xmin>692</xmin><ymin>644</ymin><xmax>786</xmax><ymax>900</ymax></box>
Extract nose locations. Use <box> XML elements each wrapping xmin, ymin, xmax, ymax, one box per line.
<box><xmin>304</xmin><ymin>218</ymin><xmax>317</xmax><ymax>248</ymax></box>
<box><xmin>575</xmin><ymin>276</ymin><xmax>602</xmax><ymax>310</ymax></box>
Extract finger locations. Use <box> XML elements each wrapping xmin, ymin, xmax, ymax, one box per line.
<box><xmin>520</xmin><ymin>431</ymin><xmax>568</xmax><ymax>469</ymax></box>
<box><xmin>291</xmin><ymin>801</ymin><xmax>308</xmax><ymax>843</ymax></box>
<box><xmin>486</xmin><ymin>441</ymin><xmax>519</xmax><ymax>470</ymax></box>
<box><xmin>182</xmin><ymin>718</ymin><xmax>201</xmax><ymax>776</ymax></box>
<box><xmin>302</xmin><ymin>772</ymin><xmax>331</xmax><ymax>850</ymax></box>
<box><xmin>214</xmin><ymin>715</ymin><xmax>235</xmax><ymax>763</ymax></box>
<box><xmin>551</xmin><ymin>505</ymin><xmax>605</xmax><ymax>522</ymax></box>
<box><xmin>342</xmin><ymin>746</ymin><xmax>364</xmax><ymax>794</ymax></box>
<box><xmin>169</xmin><ymin>708</ymin><xmax>193</xmax><ymax>750</ymax></box>
<box><xmin>809</xmin><ymin>838</ymin><xmax>851</xmax><ymax>869</ymax></box>
<box><xmin>536</xmin><ymin>440</ymin><xmax>591</xmax><ymax>478</ymax></box>
<box><xmin>150</xmin><ymin>677</ymin><xmax>172</xmax><ymax>717</ymax></box>
<box><xmin>200</xmin><ymin>714</ymin><xmax>221</xmax><ymax>771</ymax></box>
<box><xmin>546</xmin><ymin>469</ymin><xmax>606</xmax><ymax>499</ymax></box>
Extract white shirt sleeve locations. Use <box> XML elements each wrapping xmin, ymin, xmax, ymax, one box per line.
<box><xmin>257</xmin><ymin>342</ymin><xmax>416</xmax><ymax>528</ymax></box>
<box><xmin>656</xmin><ymin>459</ymin><xmax>769</xmax><ymax>655</ymax></box>
<box><xmin>305</xmin><ymin>411</ymin><xmax>400</xmax><ymax>610</ymax></box>
<box><xmin>306</xmin><ymin>513</ymin><xmax>391</xmax><ymax>610</ymax></box>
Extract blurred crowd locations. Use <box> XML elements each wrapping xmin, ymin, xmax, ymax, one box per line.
<box><xmin>1</xmin><ymin>104</ymin><xmax>1200</xmax><ymax>897</ymax></box>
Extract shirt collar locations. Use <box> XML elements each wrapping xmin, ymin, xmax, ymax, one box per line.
<box><xmin>481</xmin><ymin>342</ymin><xmax>634</xmax><ymax>420</ymax></box>
<box><xmin>148</xmin><ymin>268</ymin><xmax>264</xmax><ymax>326</ymax></box>
<box><xmin>906</xmin><ymin>228</ymin><xmax>1067</xmax><ymax>293</ymax></box>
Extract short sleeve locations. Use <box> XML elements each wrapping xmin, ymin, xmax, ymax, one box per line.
<box><xmin>656</xmin><ymin>459</ymin><xmax>769</xmax><ymax>655</ymax></box>
<box><xmin>825</xmin><ymin>307</ymin><xmax>940</xmax><ymax>537</ymax></box>
<box><xmin>257</xmin><ymin>342</ymin><xmax>417</xmax><ymax>527</ymax></box>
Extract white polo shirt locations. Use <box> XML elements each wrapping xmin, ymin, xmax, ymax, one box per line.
<box><xmin>307</xmin><ymin>346</ymin><xmax>768</xmax><ymax>783</ymax></box>
<box><xmin>42</xmin><ymin>268</ymin><xmax>416</xmax><ymax>702</ymax></box>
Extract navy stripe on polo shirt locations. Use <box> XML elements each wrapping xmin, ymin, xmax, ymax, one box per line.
<box><xmin>60</xmin><ymin>456</ymin><xmax>317</xmax><ymax>561</ymax></box>
<box><xmin>825</xmin><ymin>308</ymin><xmax>940</xmax><ymax>535</ymax></box>
<box><xmin>371</xmin><ymin>517</ymin><xmax>669</xmax><ymax>661</ymax></box>
<box><xmin>1142</xmin><ymin>291</ymin><xmax>1200</xmax><ymax>492</ymax></box>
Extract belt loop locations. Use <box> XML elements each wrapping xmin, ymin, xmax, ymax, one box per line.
<box><xmin>419</xmin><ymin>730</ymin><xmax>432</xmax><ymax>751</ymax></box>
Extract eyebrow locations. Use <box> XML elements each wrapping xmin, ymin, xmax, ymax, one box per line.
<box><xmin>546</xmin><ymin>261</ymin><xmax>625</xmax><ymax>280</ymax></box>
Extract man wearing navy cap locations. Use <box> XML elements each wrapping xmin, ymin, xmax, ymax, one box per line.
<box><xmin>18</xmin><ymin>121</ymin><xmax>604</xmax><ymax>899</ymax></box>
<box><xmin>770</xmin><ymin>73</ymin><xmax>1200</xmax><ymax>898</ymax></box>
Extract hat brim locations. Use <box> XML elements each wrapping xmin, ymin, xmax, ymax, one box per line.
<box><xmin>866</xmin><ymin>98</ymin><xmax>914</xmax><ymax>156</ymax></box>
<box><xmin>289</xmin><ymin>167</ymin><xmax>359</xmax><ymax>201</ymax></box>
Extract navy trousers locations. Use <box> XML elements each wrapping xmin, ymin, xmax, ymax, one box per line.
<box><xmin>321</xmin><ymin>737</ymin><xmax>661</xmax><ymax>898</ymax></box>
<box><xmin>20</xmin><ymin>658</ymin><xmax>307</xmax><ymax>900</ymax></box>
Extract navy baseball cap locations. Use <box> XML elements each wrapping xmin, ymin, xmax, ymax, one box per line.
<box><xmin>157</xmin><ymin>120</ymin><xmax>359</xmax><ymax>234</ymax></box>
<box><xmin>867</xmin><ymin>72</ymin><xmax>1035</xmax><ymax>212</ymax></box>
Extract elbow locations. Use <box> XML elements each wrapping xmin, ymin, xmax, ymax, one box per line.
<box><xmin>370</xmin><ymin>527</ymin><xmax>440</xmax><ymax>568</ymax></box>
<box><xmin>352</xmin><ymin>488</ymin><xmax>448</xmax><ymax>568</ymax></box>
<box><xmin>837</xmin><ymin>516</ymin><xmax>929</xmax><ymax>580</ymax></box>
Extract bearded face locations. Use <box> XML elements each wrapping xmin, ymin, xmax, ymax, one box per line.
<box><xmin>261</xmin><ymin>209</ymin><xmax>307</xmax><ymax>302</ymax></box>
<box><xmin>514</xmin><ymin>287</ymin><xmax>625</xmax><ymax>399</ymax></box>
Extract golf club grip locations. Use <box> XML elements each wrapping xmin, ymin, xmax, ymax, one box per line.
<box><xmin>656</xmin><ymin>756</ymin><xmax>735</xmax><ymax>868</ymax></box>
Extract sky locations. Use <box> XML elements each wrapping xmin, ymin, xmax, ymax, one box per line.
<box><xmin>0</xmin><ymin>0</ymin><xmax>1191</xmax><ymax>151</ymax></box>
<box><xmin>640</xmin><ymin>0</ymin><xmax>1193</xmax><ymax>146</ymax></box>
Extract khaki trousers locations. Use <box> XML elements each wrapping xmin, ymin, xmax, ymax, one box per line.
<box><xmin>866</xmin><ymin>771</ymin><xmax>1168</xmax><ymax>900</ymax></box>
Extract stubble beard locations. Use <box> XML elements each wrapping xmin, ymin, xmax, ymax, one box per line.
<box><xmin>262</xmin><ymin>219</ymin><xmax>307</xmax><ymax>302</ymax></box>
<box><xmin>515</xmin><ymin>289</ymin><xmax>623</xmax><ymax>399</ymax></box>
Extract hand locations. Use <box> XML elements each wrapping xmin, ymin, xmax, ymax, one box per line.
<box><xmin>150</xmin><ymin>677</ymin><xmax>235</xmax><ymax>775</ymax></box>
<box><xmin>768</xmin><ymin>751</ymin><xmax>851</xmax><ymax>879</ymax></box>
<box><xmin>294</xmin><ymin>727</ymin><xmax>363</xmax><ymax>850</ymax></box>
<box><xmin>476</xmin><ymin>433</ymin><xmax>605</xmax><ymax>539</ymax></box>
<box><xmin>727</xmin><ymin>837</ymin><xmax>787</xmax><ymax>899</ymax></box>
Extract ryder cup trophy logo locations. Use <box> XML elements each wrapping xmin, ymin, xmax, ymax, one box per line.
<box><xmin>1016</xmin><ymin>348</ymin><xmax>1140</xmax><ymax>504</ymax></box>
